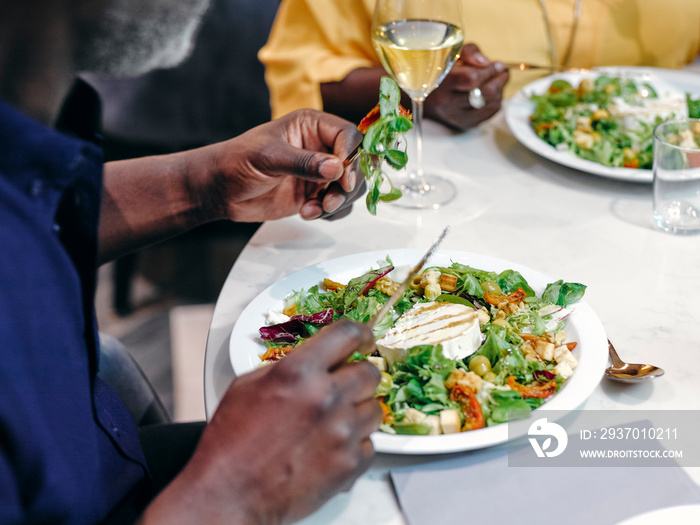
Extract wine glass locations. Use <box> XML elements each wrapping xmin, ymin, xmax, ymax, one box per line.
<box><xmin>371</xmin><ymin>0</ymin><xmax>464</xmax><ymax>209</ymax></box>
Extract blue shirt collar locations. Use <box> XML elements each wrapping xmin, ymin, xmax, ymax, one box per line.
<box><xmin>0</xmin><ymin>80</ymin><xmax>103</xmax><ymax>195</ymax></box>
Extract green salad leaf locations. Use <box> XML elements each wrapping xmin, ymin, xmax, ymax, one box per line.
<box><xmin>497</xmin><ymin>269</ymin><xmax>536</xmax><ymax>296</ymax></box>
<box><xmin>473</xmin><ymin>324</ymin><xmax>542</xmax><ymax>384</ymax></box>
<box><xmin>542</xmin><ymin>280</ymin><xmax>587</xmax><ymax>307</ymax></box>
<box><xmin>359</xmin><ymin>76</ymin><xmax>413</xmax><ymax>215</ymax></box>
<box><xmin>484</xmin><ymin>389</ymin><xmax>540</xmax><ymax>426</ymax></box>
<box><xmin>387</xmin><ymin>345</ymin><xmax>458</xmax><ymax>418</ymax></box>
<box><xmin>688</xmin><ymin>94</ymin><xmax>700</xmax><ymax>119</ymax></box>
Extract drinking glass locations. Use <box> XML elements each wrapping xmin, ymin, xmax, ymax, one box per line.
<box><xmin>652</xmin><ymin>118</ymin><xmax>700</xmax><ymax>235</ymax></box>
<box><xmin>371</xmin><ymin>0</ymin><xmax>464</xmax><ymax>209</ymax></box>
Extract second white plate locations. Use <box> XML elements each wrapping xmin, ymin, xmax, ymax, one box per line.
<box><xmin>505</xmin><ymin>66</ymin><xmax>700</xmax><ymax>183</ymax></box>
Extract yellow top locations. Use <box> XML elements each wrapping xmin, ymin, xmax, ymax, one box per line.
<box><xmin>259</xmin><ymin>0</ymin><xmax>700</xmax><ymax>119</ymax></box>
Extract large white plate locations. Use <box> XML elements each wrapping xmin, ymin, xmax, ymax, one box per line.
<box><xmin>229</xmin><ymin>249</ymin><xmax>608</xmax><ymax>455</ymax></box>
<box><xmin>616</xmin><ymin>505</ymin><xmax>700</xmax><ymax>525</ymax></box>
<box><xmin>505</xmin><ymin>66</ymin><xmax>700</xmax><ymax>183</ymax></box>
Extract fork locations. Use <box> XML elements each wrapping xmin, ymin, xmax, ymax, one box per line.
<box><xmin>501</xmin><ymin>62</ymin><xmax>592</xmax><ymax>73</ymax></box>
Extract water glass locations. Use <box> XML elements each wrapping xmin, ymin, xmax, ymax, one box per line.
<box><xmin>652</xmin><ymin>118</ymin><xmax>700</xmax><ymax>234</ymax></box>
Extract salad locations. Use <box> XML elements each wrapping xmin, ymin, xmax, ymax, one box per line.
<box><xmin>357</xmin><ymin>76</ymin><xmax>413</xmax><ymax>215</ymax></box>
<box><xmin>530</xmin><ymin>74</ymin><xmax>700</xmax><ymax>170</ymax></box>
<box><xmin>257</xmin><ymin>256</ymin><xmax>586</xmax><ymax>436</ymax></box>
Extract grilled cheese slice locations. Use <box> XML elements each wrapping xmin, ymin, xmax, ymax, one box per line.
<box><xmin>608</xmin><ymin>94</ymin><xmax>687</xmax><ymax>129</ymax></box>
<box><xmin>376</xmin><ymin>302</ymin><xmax>482</xmax><ymax>367</ymax></box>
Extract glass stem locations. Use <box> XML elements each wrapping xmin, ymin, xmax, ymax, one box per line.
<box><xmin>410</xmin><ymin>97</ymin><xmax>429</xmax><ymax>192</ymax></box>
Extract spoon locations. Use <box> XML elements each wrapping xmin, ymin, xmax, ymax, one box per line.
<box><xmin>604</xmin><ymin>340</ymin><xmax>665</xmax><ymax>383</ymax></box>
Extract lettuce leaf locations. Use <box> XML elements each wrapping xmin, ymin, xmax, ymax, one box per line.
<box><xmin>542</xmin><ymin>280</ymin><xmax>587</xmax><ymax>307</ymax></box>
<box><xmin>359</xmin><ymin>76</ymin><xmax>412</xmax><ymax>215</ymax></box>
<box><xmin>687</xmin><ymin>94</ymin><xmax>700</xmax><ymax>119</ymax></box>
<box><xmin>497</xmin><ymin>269</ymin><xmax>536</xmax><ymax>296</ymax></box>
<box><xmin>387</xmin><ymin>345</ymin><xmax>459</xmax><ymax>417</ymax></box>
<box><xmin>471</xmin><ymin>324</ymin><xmax>542</xmax><ymax>384</ymax></box>
<box><xmin>485</xmin><ymin>390</ymin><xmax>540</xmax><ymax>426</ymax></box>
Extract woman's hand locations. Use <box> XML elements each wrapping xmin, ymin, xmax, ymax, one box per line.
<box><xmin>425</xmin><ymin>44</ymin><xmax>509</xmax><ymax>131</ymax></box>
<box><xmin>142</xmin><ymin>321</ymin><xmax>382</xmax><ymax>524</ymax></box>
<box><xmin>193</xmin><ymin>109</ymin><xmax>365</xmax><ymax>223</ymax></box>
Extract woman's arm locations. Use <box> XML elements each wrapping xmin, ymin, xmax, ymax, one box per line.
<box><xmin>320</xmin><ymin>44</ymin><xmax>509</xmax><ymax>131</ymax></box>
<box><xmin>321</xmin><ymin>67</ymin><xmax>410</xmax><ymax>125</ymax></box>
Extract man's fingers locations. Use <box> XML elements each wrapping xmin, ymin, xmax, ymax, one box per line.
<box><xmin>301</xmin><ymin>175</ymin><xmax>367</xmax><ymax>221</ymax></box>
<box><xmin>289</xmin><ymin>109</ymin><xmax>363</xmax><ymax>160</ymax></box>
<box><xmin>291</xmin><ymin>320</ymin><xmax>376</xmax><ymax>371</ymax></box>
<box><xmin>330</xmin><ymin>361</ymin><xmax>382</xmax><ymax>405</ymax></box>
<box><xmin>299</xmin><ymin>190</ymin><xmax>347</xmax><ymax>220</ymax></box>
<box><xmin>300</xmin><ymin>188</ymin><xmax>345</xmax><ymax>220</ymax></box>
<box><xmin>257</xmin><ymin>109</ymin><xmax>362</xmax><ymax>183</ymax></box>
<box><xmin>354</xmin><ymin>396</ymin><xmax>383</xmax><ymax>435</ymax></box>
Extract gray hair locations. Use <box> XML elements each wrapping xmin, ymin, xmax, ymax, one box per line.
<box><xmin>75</xmin><ymin>0</ymin><xmax>211</xmax><ymax>77</ymax></box>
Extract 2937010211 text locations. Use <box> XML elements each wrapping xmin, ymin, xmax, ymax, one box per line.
<box><xmin>506</xmin><ymin>410</ymin><xmax>700</xmax><ymax>467</ymax></box>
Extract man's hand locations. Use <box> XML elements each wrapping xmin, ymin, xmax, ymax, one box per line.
<box><xmin>99</xmin><ymin>109</ymin><xmax>363</xmax><ymax>263</ymax></box>
<box><xmin>142</xmin><ymin>321</ymin><xmax>382</xmax><ymax>524</ymax></box>
<box><xmin>195</xmin><ymin>109</ymin><xmax>365</xmax><ymax>222</ymax></box>
<box><xmin>425</xmin><ymin>44</ymin><xmax>509</xmax><ymax>131</ymax></box>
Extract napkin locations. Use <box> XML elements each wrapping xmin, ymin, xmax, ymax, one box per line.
<box><xmin>390</xmin><ymin>440</ymin><xmax>700</xmax><ymax>525</ymax></box>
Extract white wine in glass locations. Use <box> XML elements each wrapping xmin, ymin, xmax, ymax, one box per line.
<box><xmin>371</xmin><ymin>0</ymin><xmax>464</xmax><ymax>209</ymax></box>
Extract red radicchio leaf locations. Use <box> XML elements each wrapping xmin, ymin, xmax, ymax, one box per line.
<box><xmin>343</xmin><ymin>264</ymin><xmax>394</xmax><ymax>311</ymax></box>
<box><xmin>259</xmin><ymin>309</ymin><xmax>338</xmax><ymax>343</ymax></box>
<box><xmin>533</xmin><ymin>370</ymin><xmax>557</xmax><ymax>382</ymax></box>
<box><xmin>359</xmin><ymin>266</ymin><xmax>394</xmax><ymax>296</ymax></box>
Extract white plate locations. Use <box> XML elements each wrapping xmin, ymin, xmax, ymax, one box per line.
<box><xmin>616</xmin><ymin>505</ymin><xmax>700</xmax><ymax>525</ymax></box>
<box><xmin>229</xmin><ymin>249</ymin><xmax>608</xmax><ymax>455</ymax></box>
<box><xmin>505</xmin><ymin>66</ymin><xmax>700</xmax><ymax>183</ymax></box>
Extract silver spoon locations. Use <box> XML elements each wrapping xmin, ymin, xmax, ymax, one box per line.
<box><xmin>604</xmin><ymin>340</ymin><xmax>665</xmax><ymax>383</ymax></box>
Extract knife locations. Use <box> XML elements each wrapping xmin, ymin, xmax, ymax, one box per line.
<box><xmin>370</xmin><ymin>225</ymin><xmax>451</xmax><ymax>329</ymax></box>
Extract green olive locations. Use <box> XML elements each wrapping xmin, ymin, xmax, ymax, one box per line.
<box><xmin>469</xmin><ymin>355</ymin><xmax>492</xmax><ymax>377</ymax></box>
<box><xmin>480</xmin><ymin>281</ymin><xmax>502</xmax><ymax>295</ymax></box>
<box><xmin>376</xmin><ymin>371</ymin><xmax>393</xmax><ymax>397</ymax></box>
<box><xmin>482</xmin><ymin>371</ymin><xmax>498</xmax><ymax>383</ymax></box>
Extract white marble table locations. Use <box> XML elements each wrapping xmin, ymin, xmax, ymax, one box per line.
<box><xmin>203</xmin><ymin>79</ymin><xmax>700</xmax><ymax>523</ymax></box>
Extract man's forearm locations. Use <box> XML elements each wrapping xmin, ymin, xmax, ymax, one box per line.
<box><xmin>98</xmin><ymin>150</ymin><xmax>210</xmax><ymax>264</ymax></box>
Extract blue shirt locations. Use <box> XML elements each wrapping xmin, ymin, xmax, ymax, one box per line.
<box><xmin>0</xmin><ymin>82</ymin><xmax>149</xmax><ymax>523</ymax></box>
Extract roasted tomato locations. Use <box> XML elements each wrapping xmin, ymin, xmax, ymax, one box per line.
<box><xmin>357</xmin><ymin>103</ymin><xmax>412</xmax><ymax>134</ymax></box>
<box><xmin>449</xmin><ymin>384</ymin><xmax>485</xmax><ymax>431</ymax></box>
<box><xmin>519</xmin><ymin>332</ymin><xmax>578</xmax><ymax>352</ymax></box>
<box><xmin>534</xmin><ymin>121</ymin><xmax>554</xmax><ymax>134</ymax></box>
<box><xmin>259</xmin><ymin>346</ymin><xmax>295</xmax><ymax>362</ymax></box>
<box><xmin>379</xmin><ymin>398</ymin><xmax>395</xmax><ymax>424</ymax></box>
<box><xmin>483</xmin><ymin>287</ymin><xmax>527</xmax><ymax>307</ymax></box>
<box><xmin>507</xmin><ymin>375</ymin><xmax>557</xmax><ymax>399</ymax></box>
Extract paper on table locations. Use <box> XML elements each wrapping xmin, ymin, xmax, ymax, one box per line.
<box><xmin>391</xmin><ymin>437</ymin><xmax>700</xmax><ymax>525</ymax></box>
